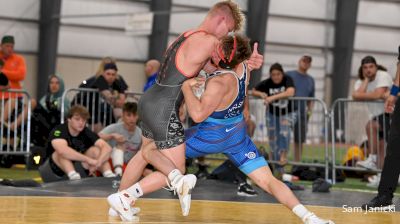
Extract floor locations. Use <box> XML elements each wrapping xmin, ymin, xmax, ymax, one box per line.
<box><xmin>0</xmin><ymin>177</ymin><xmax>398</xmax><ymax>224</ymax></box>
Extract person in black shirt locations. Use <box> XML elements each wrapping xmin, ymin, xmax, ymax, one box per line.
<box><xmin>45</xmin><ymin>105</ymin><xmax>115</xmax><ymax>180</ymax></box>
<box><xmin>90</xmin><ymin>62</ymin><xmax>127</xmax><ymax>132</ymax></box>
<box><xmin>252</xmin><ymin>63</ymin><xmax>295</xmax><ymax>174</ymax></box>
<box><xmin>73</xmin><ymin>58</ymin><xmax>128</xmax><ymax>133</ymax></box>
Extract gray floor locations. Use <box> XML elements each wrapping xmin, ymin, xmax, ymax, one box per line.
<box><xmin>1</xmin><ymin>177</ymin><xmax>398</xmax><ymax>209</ymax></box>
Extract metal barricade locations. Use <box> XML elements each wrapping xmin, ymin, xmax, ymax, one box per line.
<box><xmin>203</xmin><ymin>96</ymin><xmax>330</xmax><ymax>180</ymax></box>
<box><xmin>330</xmin><ymin>99</ymin><xmax>388</xmax><ymax>184</ymax></box>
<box><xmin>0</xmin><ymin>89</ymin><xmax>31</xmax><ymax>159</ymax></box>
<box><xmin>252</xmin><ymin>97</ymin><xmax>330</xmax><ymax>180</ymax></box>
<box><xmin>61</xmin><ymin>88</ymin><xmax>115</xmax><ymax>132</ymax></box>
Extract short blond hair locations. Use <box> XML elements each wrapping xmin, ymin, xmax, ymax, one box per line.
<box><xmin>209</xmin><ymin>0</ymin><xmax>245</xmax><ymax>32</ymax></box>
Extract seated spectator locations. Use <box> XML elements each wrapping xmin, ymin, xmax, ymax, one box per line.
<box><xmin>352</xmin><ymin>56</ymin><xmax>392</xmax><ymax>170</ymax></box>
<box><xmin>143</xmin><ymin>59</ymin><xmax>160</xmax><ymax>92</ymax></box>
<box><xmin>252</xmin><ymin>63</ymin><xmax>295</xmax><ymax>175</ymax></box>
<box><xmin>43</xmin><ymin>105</ymin><xmax>115</xmax><ymax>180</ymax></box>
<box><xmin>98</xmin><ymin>102</ymin><xmax>148</xmax><ymax>176</ymax></box>
<box><xmin>0</xmin><ymin>35</ymin><xmax>36</xmax><ymax>134</ymax></box>
<box><xmin>31</xmin><ymin>75</ymin><xmax>70</xmax><ymax>146</ymax></box>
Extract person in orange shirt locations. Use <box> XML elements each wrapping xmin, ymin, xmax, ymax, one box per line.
<box><xmin>0</xmin><ymin>35</ymin><xmax>26</xmax><ymax>97</ymax></box>
<box><xmin>0</xmin><ymin>35</ymin><xmax>35</xmax><ymax>131</ymax></box>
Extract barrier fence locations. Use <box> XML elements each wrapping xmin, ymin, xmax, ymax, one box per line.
<box><xmin>0</xmin><ymin>89</ymin><xmax>32</xmax><ymax>163</ymax></box>
<box><xmin>246</xmin><ymin>97</ymin><xmax>330</xmax><ymax>181</ymax></box>
<box><xmin>330</xmin><ymin>99</ymin><xmax>388</xmax><ymax>184</ymax></box>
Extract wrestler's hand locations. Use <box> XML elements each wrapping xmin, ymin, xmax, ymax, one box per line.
<box><xmin>385</xmin><ymin>95</ymin><xmax>397</xmax><ymax>114</ymax></box>
<box><xmin>248</xmin><ymin>42</ymin><xmax>264</xmax><ymax>71</ymax></box>
<box><xmin>183</xmin><ymin>76</ymin><xmax>206</xmax><ymax>89</ymax></box>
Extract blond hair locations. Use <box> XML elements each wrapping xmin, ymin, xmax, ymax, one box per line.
<box><xmin>96</xmin><ymin>56</ymin><xmax>116</xmax><ymax>77</ymax></box>
<box><xmin>209</xmin><ymin>0</ymin><xmax>245</xmax><ymax>32</ymax></box>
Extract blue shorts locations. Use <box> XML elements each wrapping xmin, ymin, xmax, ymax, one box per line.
<box><xmin>185</xmin><ymin>115</ymin><xmax>268</xmax><ymax>175</ymax></box>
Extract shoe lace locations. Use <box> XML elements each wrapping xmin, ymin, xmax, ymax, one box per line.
<box><xmin>164</xmin><ymin>178</ymin><xmax>177</xmax><ymax>195</ymax></box>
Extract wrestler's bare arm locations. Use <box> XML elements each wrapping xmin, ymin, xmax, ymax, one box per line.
<box><xmin>177</xmin><ymin>33</ymin><xmax>218</xmax><ymax>76</ymax></box>
<box><xmin>182</xmin><ymin>76</ymin><xmax>229</xmax><ymax>123</ymax></box>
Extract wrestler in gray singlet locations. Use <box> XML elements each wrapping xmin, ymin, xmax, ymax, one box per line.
<box><xmin>138</xmin><ymin>30</ymin><xmax>207</xmax><ymax>149</ymax></box>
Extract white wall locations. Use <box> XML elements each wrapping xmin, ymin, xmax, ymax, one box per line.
<box><xmin>352</xmin><ymin>0</ymin><xmax>400</xmax><ymax>79</ymax></box>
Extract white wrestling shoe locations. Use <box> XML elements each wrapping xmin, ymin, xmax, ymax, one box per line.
<box><xmin>108</xmin><ymin>206</ymin><xmax>141</xmax><ymax>217</ymax></box>
<box><xmin>107</xmin><ymin>191</ymin><xmax>137</xmax><ymax>221</ymax></box>
<box><xmin>303</xmin><ymin>212</ymin><xmax>334</xmax><ymax>224</ymax></box>
<box><xmin>170</xmin><ymin>174</ymin><xmax>197</xmax><ymax>216</ymax></box>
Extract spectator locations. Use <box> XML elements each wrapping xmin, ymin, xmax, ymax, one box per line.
<box><xmin>0</xmin><ymin>35</ymin><xmax>36</xmax><ymax>132</ymax></box>
<box><xmin>73</xmin><ymin>57</ymin><xmax>128</xmax><ymax>131</ymax></box>
<box><xmin>98</xmin><ymin>102</ymin><xmax>146</xmax><ymax>176</ymax></box>
<box><xmin>0</xmin><ymin>61</ymin><xmax>9</xmax><ymax>89</ymax></box>
<box><xmin>362</xmin><ymin>51</ymin><xmax>400</xmax><ymax>210</ymax></box>
<box><xmin>0</xmin><ymin>35</ymin><xmax>26</xmax><ymax>98</ymax></box>
<box><xmin>286</xmin><ymin>55</ymin><xmax>315</xmax><ymax>162</ymax></box>
<box><xmin>253</xmin><ymin>63</ymin><xmax>295</xmax><ymax>174</ymax></box>
<box><xmin>39</xmin><ymin>75</ymin><xmax>70</xmax><ymax>121</ymax></box>
<box><xmin>90</xmin><ymin>63</ymin><xmax>127</xmax><ymax>132</ymax></box>
<box><xmin>143</xmin><ymin>59</ymin><xmax>160</xmax><ymax>92</ymax></box>
<box><xmin>31</xmin><ymin>75</ymin><xmax>70</xmax><ymax>146</ymax></box>
<box><xmin>352</xmin><ymin>56</ymin><xmax>392</xmax><ymax>170</ymax></box>
<box><xmin>81</xmin><ymin>56</ymin><xmax>128</xmax><ymax>89</ymax></box>
<box><xmin>43</xmin><ymin>105</ymin><xmax>115</xmax><ymax>180</ymax></box>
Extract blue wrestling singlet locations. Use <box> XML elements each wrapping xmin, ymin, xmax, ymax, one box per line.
<box><xmin>185</xmin><ymin>64</ymin><xmax>268</xmax><ymax>175</ymax></box>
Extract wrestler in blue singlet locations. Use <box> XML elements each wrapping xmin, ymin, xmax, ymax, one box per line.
<box><xmin>185</xmin><ymin>63</ymin><xmax>268</xmax><ymax>174</ymax></box>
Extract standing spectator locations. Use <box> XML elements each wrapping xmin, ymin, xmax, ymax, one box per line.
<box><xmin>99</xmin><ymin>102</ymin><xmax>146</xmax><ymax>176</ymax></box>
<box><xmin>143</xmin><ymin>59</ymin><xmax>160</xmax><ymax>92</ymax></box>
<box><xmin>352</xmin><ymin>56</ymin><xmax>392</xmax><ymax>170</ymax></box>
<box><xmin>286</xmin><ymin>55</ymin><xmax>315</xmax><ymax>162</ymax></box>
<box><xmin>42</xmin><ymin>105</ymin><xmax>115</xmax><ymax>180</ymax></box>
<box><xmin>362</xmin><ymin>48</ymin><xmax>400</xmax><ymax>210</ymax></box>
<box><xmin>253</xmin><ymin>63</ymin><xmax>295</xmax><ymax>174</ymax></box>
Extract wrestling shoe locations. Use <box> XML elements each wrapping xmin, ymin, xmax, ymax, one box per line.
<box><xmin>108</xmin><ymin>206</ymin><xmax>141</xmax><ymax>217</ymax></box>
<box><xmin>303</xmin><ymin>212</ymin><xmax>334</xmax><ymax>224</ymax></box>
<box><xmin>237</xmin><ymin>182</ymin><xmax>258</xmax><ymax>197</ymax></box>
<box><xmin>107</xmin><ymin>191</ymin><xmax>137</xmax><ymax>221</ymax></box>
<box><xmin>170</xmin><ymin>174</ymin><xmax>197</xmax><ymax>216</ymax></box>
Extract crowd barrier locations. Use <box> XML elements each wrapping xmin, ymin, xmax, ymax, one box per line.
<box><xmin>330</xmin><ymin>99</ymin><xmax>388</xmax><ymax>184</ymax></box>
<box><xmin>61</xmin><ymin>88</ymin><xmax>117</xmax><ymax>132</ymax></box>
<box><xmin>0</xmin><ymin>89</ymin><xmax>32</xmax><ymax>163</ymax></box>
<box><xmin>247</xmin><ymin>97</ymin><xmax>330</xmax><ymax>181</ymax></box>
